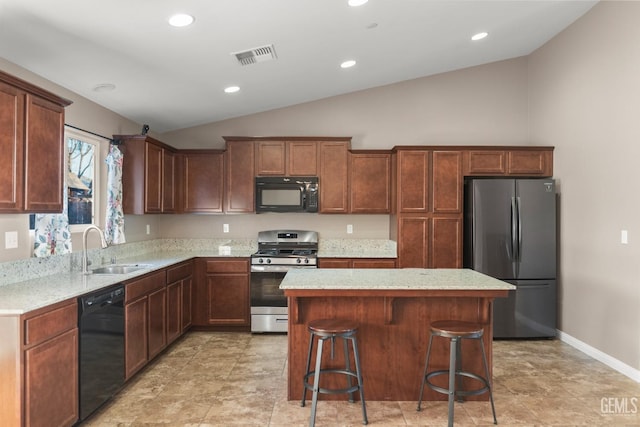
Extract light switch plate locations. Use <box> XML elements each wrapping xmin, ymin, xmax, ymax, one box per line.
<box><xmin>5</xmin><ymin>231</ymin><xmax>18</xmax><ymax>249</ymax></box>
<box><xmin>621</xmin><ymin>230</ymin><xmax>628</xmax><ymax>244</ymax></box>
<box><xmin>347</xmin><ymin>224</ymin><xmax>353</xmax><ymax>234</ymax></box>
<box><xmin>223</xmin><ymin>224</ymin><xmax>230</xmax><ymax>233</ymax></box>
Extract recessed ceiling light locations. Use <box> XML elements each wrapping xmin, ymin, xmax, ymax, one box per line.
<box><xmin>471</xmin><ymin>32</ymin><xmax>488</xmax><ymax>41</ymax></box>
<box><xmin>348</xmin><ymin>0</ymin><xmax>368</xmax><ymax>6</ymax></box>
<box><xmin>92</xmin><ymin>83</ymin><xmax>116</xmax><ymax>92</ymax></box>
<box><xmin>341</xmin><ymin>60</ymin><xmax>356</xmax><ymax>69</ymax></box>
<box><xmin>168</xmin><ymin>13</ymin><xmax>194</xmax><ymax>27</ymax></box>
<box><xmin>224</xmin><ymin>86</ymin><xmax>240</xmax><ymax>94</ymax></box>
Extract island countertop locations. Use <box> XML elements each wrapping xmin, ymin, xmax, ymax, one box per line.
<box><xmin>280</xmin><ymin>268</ymin><xmax>515</xmax><ymax>291</ymax></box>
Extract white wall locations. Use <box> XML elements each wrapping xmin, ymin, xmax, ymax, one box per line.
<box><xmin>161</xmin><ymin>57</ymin><xmax>529</xmax><ymax>150</ymax></box>
<box><xmin>528</xmin><ymin>1</ymin><xmax>640</xmax><ymax>369</ymax></box>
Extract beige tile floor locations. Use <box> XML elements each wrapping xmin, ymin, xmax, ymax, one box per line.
<box><xmin>83</xmin><ymin>332</ymin><xmax>640</xmax><ymax>426</ymax></box>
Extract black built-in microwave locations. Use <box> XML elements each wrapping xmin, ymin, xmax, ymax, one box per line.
<box><xmin>255</xmin><ymin>176</ymin><xmax>318</xmax><ymax>213</ymax></box>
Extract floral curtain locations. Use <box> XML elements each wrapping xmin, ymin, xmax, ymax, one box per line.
<box><xmin>104</xmin><ymin>144</ymin><xmax>126</xmax><ymax>244</ymax></box>
<box><xmin>33</xmin><ymin>186</ymin><xmax>72</xmax><ymax>257</ymax></box>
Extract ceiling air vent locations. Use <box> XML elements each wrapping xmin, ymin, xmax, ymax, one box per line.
<box><xmin>232</xmin><ymin>44</ymin><xmax>277</xmax><ymax>66</ymax></box>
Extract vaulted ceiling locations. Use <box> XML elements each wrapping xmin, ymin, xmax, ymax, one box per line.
<box><xmin>0</xmin><ymin>0</ymin><xmax>597</xmax><ymax>132</ymax></box>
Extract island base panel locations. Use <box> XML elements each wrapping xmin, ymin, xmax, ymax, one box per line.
<box><xmin>287</xmin><ymin>295</ymin><xmax>494</xmax><ymax>401</ymax></box>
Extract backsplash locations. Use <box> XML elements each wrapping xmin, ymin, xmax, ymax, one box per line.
<box><xmin>0</xmin><ymin>238</ymin><xmax>395</xmax><ymax>287</ymax></box>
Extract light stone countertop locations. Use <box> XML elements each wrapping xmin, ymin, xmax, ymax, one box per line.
<box><xmin>280</xmin><ymin>268</ymin><xmax>515</xmax><ymax>290</ymax></box>
<box><xmin>0</xmin><ymin>249</ymin><xmax>254</xmax><ymax>315</ymax></box>
<box><xmin>0</xmin><ymin>237</ymin><xmax>397</xmax><ymax>316</ymax></box>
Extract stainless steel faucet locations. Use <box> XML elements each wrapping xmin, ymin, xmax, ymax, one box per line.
<box><xmin>82</xmin><ymin>225</ymin><xmax>108</xmax><ymax>274</ymax></box>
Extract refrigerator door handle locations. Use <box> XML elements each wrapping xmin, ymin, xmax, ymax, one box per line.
<box><xmin>510</xmin><ymin>197</ymin><xmax>518</xmax><ymax>262</ymax></box>
<box><xmin>516</xmin><ymin>196</ymin><xmax>522</xmax><ymax>262</ymax></box>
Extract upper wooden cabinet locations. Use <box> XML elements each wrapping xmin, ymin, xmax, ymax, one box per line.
<box><xmin>0</xmin><ymin>71</ymin><xmax>71</xmax><ymax>213</ymax></box>
<box><xmin>349</xmin><ymin>151</ymin><xmax>391</xmax><ymax>214</ymax></box>
<box><xmin>182</xmin><ymin>150</ymin><xmax>224</xmax><ymax>213</ymax></box>
<box><xmin>464</xmin><ymin>147</ymin><xmax>553</xmax><ymax>177</ymax></box>
<box><xmin>224</xmin><ymin>139</ymin><xmax>255</xmax><ymax>213</ymax></box>
<box><xmin>432</xmin><ymin>151</ymin><xmax>462</xmax><ymax>214</ymax></box>
<box><xmin>319</xmin><ymin>140</ymin><xmax>350</xmax><ymax>213</ymax></box>
<box><xmin>254</xmin><ymin>140</ymin><xmax>318</xmax><ymax>176</ymax></box>
<box><xmin>117</xmin><ymin>135</ymin><xmax>178</xmax><ymax>214</ymax></box>
<box><xmin>396</xmin><ymin>150</ymin><xmax>429</xmax><ymax>213</ymax></box>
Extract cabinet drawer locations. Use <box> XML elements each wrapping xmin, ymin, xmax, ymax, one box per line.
<box><xmin>24</xmin><ymin>300</ymin><xmax>77</xmax><ymax>347</ymax></box>
<box><xmin>125</xmin><ymin>270</ymin><xmax>166</xmax><ymax>303</ymax></box>
<box><xmin>206</xmin><ymin>259</ymin><xmax>249</xmax><ymax>273</ymax></box>
<box><xmin>167</xmin><ymin>261</ymin><xmax>193</xmax><ymax>283</ymax></box>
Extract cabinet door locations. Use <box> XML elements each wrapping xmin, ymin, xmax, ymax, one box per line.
<box><xmin>207</xmin><ymin>274</ymin><xmax>250</xmax><ymax>326</ymax></box>
<box><xmin>465</xmin><ymin>150</ymin><xmax>506</xmax><ymax>175</ymax></box>
<box><xmin>183</xmin><ymin>152</ymin><xmax>224</xmax><ymax>213</ymax></box>
<box><xmin>181</xmin><ymin>277</ymin><xmax>193</xmax><ymax>332</ymax></box>
<box><xmin>24</xmin><ymin>94</ymin><xmax>65</xmax><ymax>213</ymax></box>
<box><xmin>432</xmin><ymin>151</ymin><xmax>462</xmax><ymax>214</ymax></box>
<box><xmin>125</xmin><ymin>296</ymin><xmax>148</xmax><ymax>379</ymax></box>
<box><xmin>255</xmin><ymin>140</ymin><xmax>286</xmax><ymax>175</ymax></box>
<box><xmin>24</xmin><ymin>329</ymin><xmax>78</xmax><ymax>427</ymax></box>
<box><xmin>0</xmin><ymin>81</ymin><xmax>24</xmax><ymax>212</ymax></box>
<box><xmin>397</xmin><ymin>215</ymin><xmax>429</xmax><ymax>268</ymax></box>
<box><xmin>349</xmin><ymin>152</ymin><xmax>391</xmax><ymax>213</ymax></box>
<box><xmin>319</xmin><ymin>141</ymin><xmax>349</xmax><ymax>213</ymax></box>
<box><xmin>507</xmin><ymin>150</ymin><xmax>552</xmax><ymax>176</ymax></box>
<box><xmin>147</xmin><ymin>287</ymin><xmax>167</xmax><ymax>360</ymax></box>
<box><xmin>288</xmin><ymin>141</ymin><xmax>318</xmax><ymax>176</ymax></box>
<box><xmin>431</xmin><ymin>216</ymin><xmax>462</xmax><ymax>268</ymax></box>
<box><xmin>145</xmin><ymin>142</ymin><xmax>163</xmax><ymax>213</ymax></box>
<box><xmin>225</xmin><ymin>141</ymin><xmax>255</xmax><ymax>212</ymax></box>
<box><xmin>397</xmin><ymin>150</ymin><xmax>429</xmax><ymax>213</ymax></box>
<box><xmin>166</xmin><ymin>280</ymin><xmax>181</xmax><ymax>345</ymax></box>
<box><xmin>162</xmin><ymin>149</ymin><xmax>176</xmax><ymax>213</ymax></box>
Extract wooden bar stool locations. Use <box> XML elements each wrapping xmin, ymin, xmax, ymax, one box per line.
<box><xmin>417</xmin><ymin>320</ymin><xmax>497</xmax><ymax>427</ymax></box>
<box><xmin>301</xmin><ymin>319</ymin><xmax>368</xmax><ymax>427</ymax></box>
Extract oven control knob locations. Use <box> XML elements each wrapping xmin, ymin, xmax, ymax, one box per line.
<box><xmin>258</xmin><ymin>258</ymin><xmax>264</xmax><ymax>264</ymax></box>
<box><xmin>304</xmin><ymin>258</ymin><xmax>310</xmax><ymax>264</ymax></box>
<box><xmin>296</xmin><ymin>258</ymin><xmax>302</xmax><ymax>264</ymax></box>
<box><xmin>267</xmin><ymin>259</ymin><xmax>271</xmax><ymax>264</ymax></box>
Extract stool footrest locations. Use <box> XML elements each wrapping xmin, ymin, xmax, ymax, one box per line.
<box><xmin>303</xmin><ymin>369</ymin><xmax>361</xmax><ymax>395</ymax></box>
<box><xmin>425</xmin><ymin>370</ymin><xmax>491</xmax><ymax>398</ymax></box>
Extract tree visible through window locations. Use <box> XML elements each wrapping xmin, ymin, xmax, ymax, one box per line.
<box><xmin>67</xmin><ymin>137</ymin><xmax>95</xmax><ymax>224</ymax></box>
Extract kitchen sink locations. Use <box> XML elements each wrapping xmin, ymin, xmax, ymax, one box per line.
<box><xmin>90</xmin><ymin>264</ymin><xmax>150</xmax><ymax>275</ymax></box>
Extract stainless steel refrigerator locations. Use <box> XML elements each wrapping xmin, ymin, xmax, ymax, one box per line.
<box><xmin>464</xmin><ymin>178</ymin><xmax>557</xmax><ymax>338</ymax></box>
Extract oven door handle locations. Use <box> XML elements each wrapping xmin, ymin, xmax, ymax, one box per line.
<box><xmin>250</xmin><ymin>265</ymin><xmax>316</xmax><ymax>273</ymax></box>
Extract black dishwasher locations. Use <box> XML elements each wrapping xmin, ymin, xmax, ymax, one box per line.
<box><xmin>78</xmin><ymin>284</ymin><xmax>125</xmax><ymax>422</ymax></box>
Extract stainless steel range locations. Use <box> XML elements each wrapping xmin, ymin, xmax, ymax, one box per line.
<box><xmin>250</xmin><ymin>230</ymin><xmax>318</xmax><ymax>333</ymax></box>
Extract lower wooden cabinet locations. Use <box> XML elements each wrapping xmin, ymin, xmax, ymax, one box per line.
<box><xmin>22</xmin><ymin>300</ymin><xmax>79</xmax><ymax>427</ymax></box>
<box><xmin>124</xmin><ymin>295</ymin><xmax>148</xmax><ymax>379</ymax></box>
<box><xmin>166</xmin><ymin>261</ymin><xmax>194</xmax><ymax>344</ymax></box>
<box><xmin>318</xmin><ymin>258</ymin><xmax>397</xmax><ymax>268</ymax></box>
<box><xmin>397</xmin><ymin>215</ymin><xmax>462</xmax><ymax>268</ymax></box>
<box><xmin>147</xmin><ymin>287</ymin><xmax>167</xmax><ymax>360</ymax></box>
<box><xmin>193</xmin><ymin>258</ymin><xmax>250</xmax><ymax>328</ymax></box>
<box><xmin>124</xmin><ymin>270</ymin><xmax>166</xmax><ymax>379</ymax></box>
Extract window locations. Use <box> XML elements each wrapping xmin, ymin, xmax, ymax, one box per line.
<box><xmin>66</xmin><ymin>128</ymin><xmax>103</xmax><ymax>231</ymax></box>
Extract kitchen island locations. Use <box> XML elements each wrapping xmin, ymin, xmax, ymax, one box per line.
<box><xmin>281</xmin><ymin>268</ymin><xmax>514</xmax><ymax>401</ymax></box>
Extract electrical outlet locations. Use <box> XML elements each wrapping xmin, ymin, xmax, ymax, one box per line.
<box><xmin>5</xmin><ymin>231</ymin><xmax>18</xmax><ymax>249</ymax></box>
<box><xmin>621</xmin><ymin>230</ymin><xmax>628</xmax><ymax>244</ymax></box>
<box><xmin>223</xmin><ymin>224</ymin><xmax>230</xmax><ymax>233</ymax></box>
<box><xmin>146</xmin><ymin>224</ymin><xmax>150</xmax><ymax>235</ymax></box>
<box><xmin>347</xmin><ymin>224</ymin><xmax>353</xmax><ymax>234</ymax></box>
